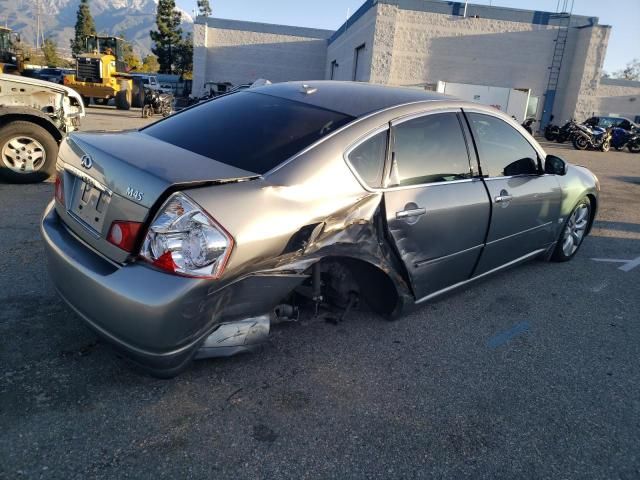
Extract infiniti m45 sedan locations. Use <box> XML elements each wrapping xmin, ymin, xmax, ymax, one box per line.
<box><xmin>41</xmin><ymin>81</ymin><xmax>599</xmax><ymax>376</ymax></box>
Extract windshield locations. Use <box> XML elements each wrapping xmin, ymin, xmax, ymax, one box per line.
<box><xmin>142</xmin><ymin>91</ymin><xmax>355</xmax><ymax>174</ymax></box>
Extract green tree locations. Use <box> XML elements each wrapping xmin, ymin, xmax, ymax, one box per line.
<box><xmin>612</xmin><ymin>59</ymin><xmax>640</xmax><ymax>81</ymax></box>
<box><xmin>139</xmin><ymin>54</ymin><xmax>160</xmax><ymax>73</ymax></box>
<box><xmin>42</xmin><ymin>37</ymin><xmax>61</xmax><ymax>66</ymax></box>
<box><xmin>70</xmin><ymin>0</ymin><xmax>97</xmax><ymax>56</ymax></box>
<box><xmin>118</xmin><ymin>33</ymin><xmax>142</xmax><ymax>71</ymax></box>
<box><xmin>197</xmin><ymin>0</ymin><xmax>211</xmax><ymax>17</ymax></box>
<box><xmin>174</xmin><ymin>33</ymin><xmax>193</xmax><ymax>78</ymax></box>
<box><xmin>150</xmin><ymin>0</ymin><xmax>183</xmax><ymax>74</ymax></box>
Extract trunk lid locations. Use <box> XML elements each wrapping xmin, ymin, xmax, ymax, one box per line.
<box><xmin>55</xmin><ymin>131</ymin><xmax>257</xmax><ymax>263</ymax></box>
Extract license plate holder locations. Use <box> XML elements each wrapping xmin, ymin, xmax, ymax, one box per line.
<box><xmin>69</xmin><ymin>176</ymin><xmax>111</xmax><ymax>234</ymax></box>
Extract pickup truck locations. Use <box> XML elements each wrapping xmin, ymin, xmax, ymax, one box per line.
<box><xmin>0</xmin><ymin>74</ymin><xmax>85</xmax><ymax>182</ymax></box>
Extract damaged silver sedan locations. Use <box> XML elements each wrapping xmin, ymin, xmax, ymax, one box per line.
<box><xmin>41</xmin><ymin>81</ymin><xmax>599</xmax><ymax>376</ymax></box>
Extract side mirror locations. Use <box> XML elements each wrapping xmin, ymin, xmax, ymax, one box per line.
<box><xmin>545</xmin><ymin>155</ymin><xmax>567</xmax><ymax>176</ymax></box>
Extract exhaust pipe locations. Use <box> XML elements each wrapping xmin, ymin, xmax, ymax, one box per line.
<box><xmin>195</xmin><ymin>314</ymin><xmax>270</xmax><ymax>359</ymax></box>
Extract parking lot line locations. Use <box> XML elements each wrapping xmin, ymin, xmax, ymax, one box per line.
<box><xmin>486</xmin><ymin>321</ymin><xmax>530</xmax><ymax>349</ymax></box>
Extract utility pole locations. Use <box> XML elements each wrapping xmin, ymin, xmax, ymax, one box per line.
<box><xmin>35</xmin><ymin>0</ymin><xmax>42</xmax><ymax>49</ymax></box>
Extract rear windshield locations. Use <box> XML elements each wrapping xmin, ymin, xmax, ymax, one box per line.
<box><xmin>142</xmin><ymin>91</ymin><xmax>355</xmax><ymax>174</ymax></box>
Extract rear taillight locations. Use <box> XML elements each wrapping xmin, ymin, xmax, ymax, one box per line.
<box><xmin>54</xmin><ymin>172</ymin><xmax>64</xmax><ymax>204</ymax></box>
<box><xmin>140</xmin><ymin>192</ymin><xmax>233</xmax><ymax>279</ymax></box>
<box><xmin>107</xmin><ymin>221</ymin><xmax>142</xmax><ymax>252</ymax></box>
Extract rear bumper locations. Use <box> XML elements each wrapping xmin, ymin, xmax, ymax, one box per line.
<box><xmin>41</xmin><ymin>201</ymin><xmax>306</xmax><ymax>375</ymax></box>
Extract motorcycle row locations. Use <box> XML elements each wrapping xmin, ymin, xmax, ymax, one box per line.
<box><xmin>543</xmin><ymin>118</ymin><xmax>640</xmax><ymax>153</ymax></box>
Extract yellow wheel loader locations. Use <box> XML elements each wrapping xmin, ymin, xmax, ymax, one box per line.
<box><xmin>64</xmin><ymin>36</ymin><xmax>133</xmax><ymax>110</ymax></box>
<box><xmin>0</xmin><ymin>27</ymin><xmax>26</xmax><ymax>74</ymax></box>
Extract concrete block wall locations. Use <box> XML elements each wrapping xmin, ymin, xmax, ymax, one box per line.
<box><xmin>192</xmin><ymin>17</ymin><xmax>332</xmax><ymax>97</ymax></box>
<box><xmin>325</xmin><ymin>6</ymin><xmax>377</xmax><ymax>81</ymax></box>
<box><xmin>381</xmin><ymin>5</ymin><xmax>559</xmax><ymax>114</ymax></box>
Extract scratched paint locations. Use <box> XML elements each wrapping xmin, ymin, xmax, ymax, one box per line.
<box><xmin>487</xmin><ymin>321</ymin><xmax>530</xmax><ymax>349</ymax></box>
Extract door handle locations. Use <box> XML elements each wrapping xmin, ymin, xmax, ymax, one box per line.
<box><xmin>494</xmin><ymin>194</ymin><xmax>513</xmax><ymax>203</ymax></box>
<box><xmin>396</xmin><ymin>207</ymin><xmax>426</xmax><ymax>219</ymax></box>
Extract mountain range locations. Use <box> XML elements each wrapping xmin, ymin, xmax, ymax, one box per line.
<box><xmin>1</xmin><ymin>0</ymin><xmax>193</xmax><ymax>58</ymax></box>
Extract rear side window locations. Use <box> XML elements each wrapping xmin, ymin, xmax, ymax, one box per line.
<box><xmin>391</xmin><ymin>112</ymin><xmax>471</xmax><ymax>186</ymax></box>
<box><xmin>143</xmin><ymin>92</ymin><xmax>354</xmax><ymax>174</ymax></box>
<box><xmin>347</xmin><ymin>130</ymin><xmax>387</xmax><ymax>188</ymax></box>
<box><xmin>467</xmin><ymin>113</ymin><xmax>539</xmax><ymax>177</ymax></box>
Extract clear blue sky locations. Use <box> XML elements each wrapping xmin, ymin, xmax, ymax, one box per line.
<box><xmin>176</xmin><ymin>0</ymin><xmax>639</xmax><ymax>73</ymax></box>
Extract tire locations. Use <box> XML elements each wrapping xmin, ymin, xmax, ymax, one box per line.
<box><xmin>0</xmin><ymin>121</ymin><xmax>58</xmax><ymax>183</ymax></box>
<box><xmin>551</xmin><ymin>197</ymin><xmax>591</xmax><ymax>262</ymax></box>
<box><xmin>114</xmin><ymin>89</ymin><xmax>132</xmax><ymax>110</ymax></box>
<box><xmin>629</xmin><ymin>143</ymin><xmax>640</xmax><ymax>153</ymax></box>
<box><xmin>601</xmin><ymin>140</ymin><xmax>610</xmax><ymax>152</ymax></box>
<box><xmin>544</xmin><ymin>131</ymin><xmax>557</xmax><ymax>141</ymax></box>
<box><xmin>573</xmin><ymin>136</ymin><xmax>588</xmax><ymax>150</ymax></box>
<box><xmin>142</xmin><ymin>105</ymin><xmax>153</xmax><ymax>118</ymax></box>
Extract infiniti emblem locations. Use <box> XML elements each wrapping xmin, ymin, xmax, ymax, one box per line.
<box><xmin>80</xmin><ymin>154</ymin><xmax>93</xmax><ymax>169</ymax></box>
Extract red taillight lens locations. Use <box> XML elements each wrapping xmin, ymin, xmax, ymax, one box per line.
<box><xmin>54</xmin><ymin>172</ymin><xmax>64</xmax><ymax>204</ymax></box>
<box><xmin>107</xmin><ymin>221</ymin><xmax>142</xmax><ymax>252</ymax></box>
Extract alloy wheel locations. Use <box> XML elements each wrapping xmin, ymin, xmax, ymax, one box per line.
<box><xmin>1</xmin><ymin>136</ymin><xmax>46</xmax><ymax>174</ymax></box>
<box><xmin>562</xmin><ymin>203</ymin><xmax>589</xmax><ymax>256</ymax></box>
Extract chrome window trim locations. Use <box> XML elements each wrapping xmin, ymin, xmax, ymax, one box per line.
<box><xmin>344</xmin><ymin>108</ymin><xmax>476</xmax><ymax>193</ymax></box>
<box><xmin>343</xmin><ymin>124</ymin><xmax>390</xmax><ymax>191</ymax></box>
<box><xmin>390</xmin><ymin>107</ymin><xmax>462</xmax><ymax>126</ymax></box>
<box><xmin>461</xmin><ymin>107</ymin><xmax>548</xmax><ymax>168</ymax></box>
<box><xmin>263</xmin><ymin>99</ymin><xmax>441</xmax><ymax>177</ymax></box>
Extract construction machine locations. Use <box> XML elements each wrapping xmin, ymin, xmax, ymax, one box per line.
<box><xmin>0</xmin><ymin>27</ymin><xmax>26</xmax><ymax>74</ymax></box>
<box><xmin>63</xmin><ymin>35</ymin><xmax>133</xmax><ymax>110</ymax></box>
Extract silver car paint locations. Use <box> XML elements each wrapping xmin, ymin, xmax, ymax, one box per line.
<box><xmin>42</xmin><ymin>82</ymin><xmax>599</xmax><ymax>374</ymax></box>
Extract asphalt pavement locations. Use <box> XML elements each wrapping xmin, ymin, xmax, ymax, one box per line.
<box><xmin>1</xmin><ymin>109</ymin><xmax>639</xmax><ymax>479</ymax></box>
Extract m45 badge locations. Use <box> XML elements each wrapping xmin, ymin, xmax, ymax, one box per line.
<box><xmin>126</xmin><ymin>186</ymin><xmax>144</xmax><ymax>202</ymax></box>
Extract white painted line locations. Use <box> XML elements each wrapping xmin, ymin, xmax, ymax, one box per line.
<box><xmin>591</xmin><ymin>256</ymin><xmax>640</xmax><ymax>272</ymax></box>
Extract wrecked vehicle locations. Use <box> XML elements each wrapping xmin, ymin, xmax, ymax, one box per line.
<box><xmin>0</xmin><ymin>73</ymin><xmax>85</xmax><ymax>182</ymax></box>
<box><xmin>41</xmin><ymin>81</ymin><xmax>599</xmax><ymax>376</ymax></box>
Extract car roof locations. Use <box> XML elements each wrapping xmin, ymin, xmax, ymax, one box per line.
<box><xmin>249</xmin><ymin>81</ymin><xmax>452</xmax><ymax>118</ymax></box>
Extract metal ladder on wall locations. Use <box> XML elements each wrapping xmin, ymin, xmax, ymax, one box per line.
<box><xmin>540</xmin><ymin>0</ymin><xmax>574</xmax><ymax>128</ymax></box>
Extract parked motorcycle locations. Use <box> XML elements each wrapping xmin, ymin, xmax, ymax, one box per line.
<box><xmin>555</xmin><ymin>120</ymin><xmax>581</xmax><ymax>143</ymax></box>
<box><xmin>611</xmin><ymin>126</ymin><xmax>640</xmax><ymax>153</ymax></box>
<box><xmin>141</xmin><ymin>88</ymin><xmax>174</xmax><ymax>118</ymax></box>
<box><xmin>544</xmin><ymin>123</ymin><xmax>560</xmax><ymax>141</ymax></box>
<box><xmin>521</xmin><ymin>118</ymin><xmax>536</xmax><ymax>134</ymax></box>
<box><xmin>572</xmin><ymin>124</ymin><xmax>612</xmax><ymax>151</ymax></box>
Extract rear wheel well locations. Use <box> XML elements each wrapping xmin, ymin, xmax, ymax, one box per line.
<box><xmin>314</xmin><ymin>256</ymin><xmax>399</xmax><ymax>317</ymax></box>
<box><xmin>0</xmin><ymin>114</ymin><xmax>62</xmax><ymax>144</ymax></box>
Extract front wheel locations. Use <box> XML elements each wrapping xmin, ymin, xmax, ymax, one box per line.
<box><xmin>552</xmin><ymin>198</ymin><xmax>591</xmax><ymax>262</ymax></box>
<box><xmin>114</xmin><ymin>89</ymin><xmax>132</xmax><ymax>110</ymax></box>
<box><xmin>629</xmin><ymin>142</ymin><xmax>640</xmax><ymax>153</ymax></box>
<box><xmin>573</xmin><ymin>136</ymin><xmax>588</xmax><ymax>150</ymax></box>
<box><xmin>142</xmin><ymin>105</ymin><xmax>153</xmax><ymax>118</ymax></box>
<box><xmin>600</xmin><ymin>140</ymin><xmax>610</xmax><ymax>152</ymax></box>
<box><xmin>0</xmin><ymin>121</ymin><xmax>58</xmax><ymax>183</ymax></box>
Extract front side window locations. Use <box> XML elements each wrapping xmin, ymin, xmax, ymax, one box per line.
<box><xmin>347</xmin><ymin>130</ymin><xmax>387</xmax><ymax>188</ymax></box>
<box><xmin>467</xmin><ymin>113</ymin><xmax>539</xmax><ymax>177</ymax></box>
<box><xmin>391</xmin><ymin>113</ymin><xmax>471</xmax><ymax>186</ymax></box>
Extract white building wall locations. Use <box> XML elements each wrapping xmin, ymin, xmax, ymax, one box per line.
<box><xmin>192</xmin><ymin>18</ymin><xmax>331</xmax><ymax>97</ymax></box>
<box><xmin>325</xmin><ymin>7</ymin><xmax>377</xmax><ymax>81</ymax></box>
